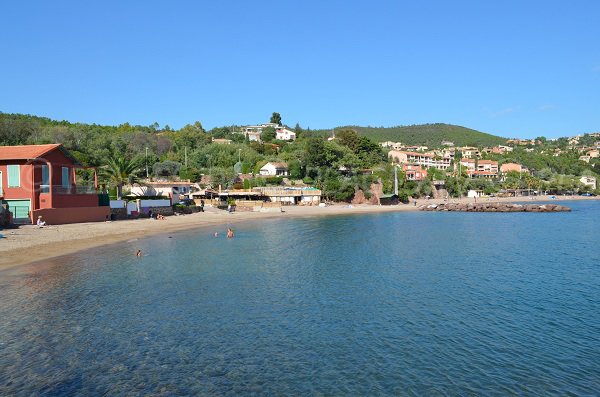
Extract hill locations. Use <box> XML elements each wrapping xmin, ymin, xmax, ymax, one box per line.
<box><xmin>313</xmin><ymin>123</ymin><xmax>507</xmax><ymax>147</ymax></box>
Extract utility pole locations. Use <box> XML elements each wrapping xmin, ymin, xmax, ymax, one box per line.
<box><xmin>145</xmin><ymin>146</ymin><xmax>149</xmax><ymax>178</ymax></box>
<box><xmin>238</xmin><ymin>148</ymin><xmax>241</xmax><ymax>163</ymax></box>
<box><xmin>184</xmin><ymin>146</ymin><xmax>188</xmax><ymax>168</ymax></box>
<box><xmin>394</xmin><ymin>164</ymin><xmax>398</xmax><ymax>196</ymax></box>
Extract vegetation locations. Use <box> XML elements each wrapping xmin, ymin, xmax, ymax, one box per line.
<box><xmin>1</xmin><ymin>112</ymin><xmax>598</xmax><ymax>201</ymax></box>
<box><xmin>312</xmin><ymin>123</ymin><xmax>507</xmax><ymax>147</ymax></box>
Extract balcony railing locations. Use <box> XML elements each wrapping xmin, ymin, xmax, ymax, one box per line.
<box><xmin>50</xmin><ymin>185</ymin><xmax>98</xmax><ymax>195</ymax></box>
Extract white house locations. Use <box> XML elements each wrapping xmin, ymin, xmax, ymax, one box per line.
<box><xmin>129</xmin><ymin>180</ymin><xmax>196</xmax><ymax>199</ymax></box>
<box><xmin>239</xmin><ymin>123</ymin><xmax>296</xmax><ymax>142</ymax></box>
<box><xmin>580</xmin><ymin>176</ymin><xmax>597</xmax><ymax>190</ymax></box>
<box><xmin>275</xmin><ymin>128</ymin><xmax>296</xmax><ymax>141</ymax></box>
<box><xmin>259</xmin><ymin>162</ymin><xmax>289</xmax><ymax>176</ymax></box>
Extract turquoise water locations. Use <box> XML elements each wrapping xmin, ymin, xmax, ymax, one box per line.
<box><xmin>1</xmin><ymin>201</ymin><xmax>599</xmax><ymax>396</ymax></box>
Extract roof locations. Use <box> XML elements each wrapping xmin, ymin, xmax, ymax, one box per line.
<box><xmin>0</xmin><ymin>144</ymin><xmax>64</xmax><ymax>161</ymax></box>
<box><xmin>0</xmin><ymin>143</ymin><xmax>82</xmax><ymax>165</ymax></box>
<box><xmin>262</xmin><ymin>162</ymin><xmax>288</xmax><ymax>169</ymax></box>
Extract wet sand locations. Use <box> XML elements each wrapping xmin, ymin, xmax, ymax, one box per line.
<box><xmin>0</xmin><ymin>195</ymin><xmax>597</xmax><ymax>269</ymax></box>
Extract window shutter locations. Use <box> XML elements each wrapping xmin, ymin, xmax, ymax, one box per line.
<box><xmin>7</xmin><ymin>165</ymin><xmax>20</xmax><ymax>187</ymax></box>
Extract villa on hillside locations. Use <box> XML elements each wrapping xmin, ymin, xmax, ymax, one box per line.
<box><xmin>238</xmin><ymin>123</ymin><xmax>296</xmax><ymax>142</ymax></box>
<box><xmin>388</xmin><ymin>150</ymin><xmax>451</xmax><ymax>170</ymax></box>
<box><xmin>380</xmin><ymin>141</ymin><xmax>403</xmax><ymax>150</ymax></box>
<box><xmin>500</xmin><ymin>163</ymin><xmax>526</xmax><ymax>174</ymax></box>
<box><xmin>580</xmin><ymin>176</ymin><xmax>597</xmax><ymax>190</ymax></box>
<box><xmin>401</xmin><ymin>164</ymin><xmax>428</xmax><ymax>181</ymax></box>
<box><xmin>459</xmin><ymin>146</ymin><xmax>481</xmax><ymax>158</ymax></box>
<box><xmin>458</xmin><ymin>158</ymin><xmax>498</xmax><ymax>178</ymax></box>
<box><xmin>259</xmin><ymin>162</ymin><xmax>289</xmax><ymax>176</ymax></box>
<box><xmin>459</xmin><ymin>158</ymin><xmax>476</xmax><ymax>172</ymax></box>
<box><xmin>0</xmin><ymin>144</ymin><xmax>109</xmax><ymax>224</ymax></box>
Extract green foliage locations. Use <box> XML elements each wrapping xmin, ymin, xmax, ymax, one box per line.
<box><xmin>179</xmin><ymin>166</ymin><xmax>201</xmax><ymax>182</ymax></box>
<box><xmin>288</xmin><ymin>159</ymin><xmax>302</xmax><ymax>179</ymax></box>
<box><xmin>265</xmin><ymin>176</ymin><xmax>284</xmax><ymax>185</ymax></box>
<box><xmin>261</xmin><ymin>126</ymin><xmax>277</xmax><ymax>142</ymax></box>
<box><xmin>100</xmin><ymin>156</ymin><xmax>143</xmax><ymax>199</ymax></box>
<box><xmin>153</xmin><ymin>160</ymin><xmax>181</xmax><ymax>177</ymax></box>
<box><xmin>313</xmin><ymin>123</ymin><xmax>507</xmax><ymax>147</ymax></box>
<box><xmin>270</xmin><ymin>112</ymin><xmax>282</xmax><ymax>125</ymax></box>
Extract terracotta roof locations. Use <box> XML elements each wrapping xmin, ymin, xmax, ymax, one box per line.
<box><xmin>0</xmin><ymin>144</ymin><xmax>63</xmax><ymax>161</ymax></box>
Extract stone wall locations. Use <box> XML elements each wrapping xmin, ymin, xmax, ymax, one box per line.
<box><xmin>110</xmin><ymin>207</ymin><xmax>127</xmax><ymax>220</ymax></box>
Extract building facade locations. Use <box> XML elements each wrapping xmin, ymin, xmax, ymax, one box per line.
<box><xmin>0</xmin><ymin>144</ymin><xmax>109</xmax><ymax>224</ymax></box>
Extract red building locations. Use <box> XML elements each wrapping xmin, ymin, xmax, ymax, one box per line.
<box><xmin>0</xmin><ymin>144</ymin><xmax>110</xmax><ymax>224</ymax></box>
<box><xmin>402</xmin><ymin>164</ymin><xmax>428</xmax><ymax>181</ymax></box>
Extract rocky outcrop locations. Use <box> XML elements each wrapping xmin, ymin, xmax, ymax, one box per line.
<box><xmin>351</xmin><ymin>189</ymin><xmax>368</xmax><ymax>205</ymax></box>
<box><xmin>419</xmin><ymin>203</ymin><xmax>571</xmax><ymax>212</ymax></box>
<box><xmin>369</xmin><ymin>182</ymin><xmax>384</xmax><ymax>205</ymax></box>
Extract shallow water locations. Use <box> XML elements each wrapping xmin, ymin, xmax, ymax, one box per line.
<box><xmin>1</xmin><ymin>201</ymin><xmax>599</xmax><ymax>396</ymax></box>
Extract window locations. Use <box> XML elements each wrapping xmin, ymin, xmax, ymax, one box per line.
<box><xmin>62</xmin><ymin>167</ymin><xmax>70</xmax><ymax>188</ymax></box>
<box><xmin>7</xmin><ymin>165</ymin><xmax>20</xmax><ymax>187</ymax></box>
<box><xmin>41</xmin><ymin>165</ymin><xmax>50</xmax><ymax>193</ymax></box>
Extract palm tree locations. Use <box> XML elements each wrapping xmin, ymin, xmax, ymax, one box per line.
<box><xmin>101</xmin><ymin>157</ymin><xmax>142</xmax><ymax>199</ymax></box>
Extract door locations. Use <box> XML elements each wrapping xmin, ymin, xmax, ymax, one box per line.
<box><xmin>6</xmin><ymin>199</ymin><xmax>31</xmax><ymax>224</ymax></box>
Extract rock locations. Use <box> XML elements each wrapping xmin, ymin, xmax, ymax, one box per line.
<box><xmin>419</xmin><ymin>202</ymin><xmax>571</xmax><ymax>213</ymax></box>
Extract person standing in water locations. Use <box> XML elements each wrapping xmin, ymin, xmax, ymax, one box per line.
<box><xmin>227</xmin><ymin>228</ymin><xmax>234</xmax><ymax>238</ymax></box>
<box><xmin>136</xmin><ymin>249</ymin><xmax>142</xmax><ymax>257</ymax></box>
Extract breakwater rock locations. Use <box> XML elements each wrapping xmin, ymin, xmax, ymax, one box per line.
<box><xmin>419</xmin><ymin>202</ymin><xmax>571</xmax><ymax>212</ymax></box>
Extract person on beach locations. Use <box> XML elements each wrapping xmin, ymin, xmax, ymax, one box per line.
<box><xmin>156</xmin><ymin>214</ymin><xmax>166</xmax><ymax>220</ymax></box>
<box><xmin>136</xmin><ymin>249</ymin><xmax>142</xmax><ymax>257</ymax></box>
<box><xmin>227</xmin><ymin>228</ymin><xmax>234</xmax><ymax>238</ymax></box>
<box><xmin>200</xmin><ymin>200</ymin><xmax>205</xmax><ymax>212</ymax></box>
<box><xmin>36</xmin><ymin>216</ymin><xmax>46</xmax><ymax>228</ymax></box>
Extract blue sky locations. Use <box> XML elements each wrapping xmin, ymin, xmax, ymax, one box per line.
<box><xmin>1</xmin><ymin>1</ymin><xmax>599</xmax><ymax>138</ymax></box>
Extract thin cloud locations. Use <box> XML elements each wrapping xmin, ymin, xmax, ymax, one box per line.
<box><xmin>489</xmin><ymin>108</ymin><xmax>515</xmax><ymax>118</ymax></box>
<box><xmin>538</xmin><ymin>104</ymin><xmax>557</xmax><ymax>112</ymax></box>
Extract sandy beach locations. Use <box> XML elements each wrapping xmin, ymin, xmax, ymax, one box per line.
<box><xmin>0</xmin><ymin>195</ymin><xmax>597</xmax><ymax>270</ymax></box>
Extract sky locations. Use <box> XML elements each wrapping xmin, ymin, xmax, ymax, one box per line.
<box><xmin>1</xmin><ymin>0</ymin><xmax>599</xmax><ymax>138</ymax></box>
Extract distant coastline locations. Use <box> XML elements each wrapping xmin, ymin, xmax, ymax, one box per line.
<box><xmin>0</xmin><ymin>195</ymin><xmax>597</xmax><ymax>271</ymax></box>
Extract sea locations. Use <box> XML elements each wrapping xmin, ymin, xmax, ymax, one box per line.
<box><xmin>0</xmin><ymin>201</ymin><xmax>599</xmax><ymax>396</ymax></box>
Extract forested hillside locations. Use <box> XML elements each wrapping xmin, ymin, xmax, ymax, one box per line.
<box><xmin>312</xmin><ymin>123</ymin><xmax>507</xmax><ymax>147</ymax></box>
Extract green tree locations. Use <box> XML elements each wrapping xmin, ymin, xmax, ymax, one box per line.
<box><xmin>270</xmin><ymin>112</ymin><xmax>282</xmax><ymax>125</ymax></box>
<box><xmin>261</xmin><ymin>126</ymin><xmax>276</xmax><ymax>142</ymax></box>
<box><xmin>101</xmin><ymin>156</ymin><xmax>142</xmax><ymax>199</ymax></box>
<box><xmin>305</xmin><ymin>138</ymin><xmax>327</xmax><ymax>168</ymax></box>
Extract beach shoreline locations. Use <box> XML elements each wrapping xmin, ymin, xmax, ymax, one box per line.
<box><xmin>1</xmin><ymin>195</ymin><xmax>597</xmax><ymax>270</ymax></box>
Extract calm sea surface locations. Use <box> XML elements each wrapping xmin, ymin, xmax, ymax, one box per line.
<box><xmin>1</xmin><ymin>201</ymin><xmax>599</xmax><ymax>396</ymax></box>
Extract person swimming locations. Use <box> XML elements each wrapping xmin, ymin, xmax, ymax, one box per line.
<box><xmin>136</xmin><ymin>249</ymin><xmax>142</xmax><ymax>257</ymax></box>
